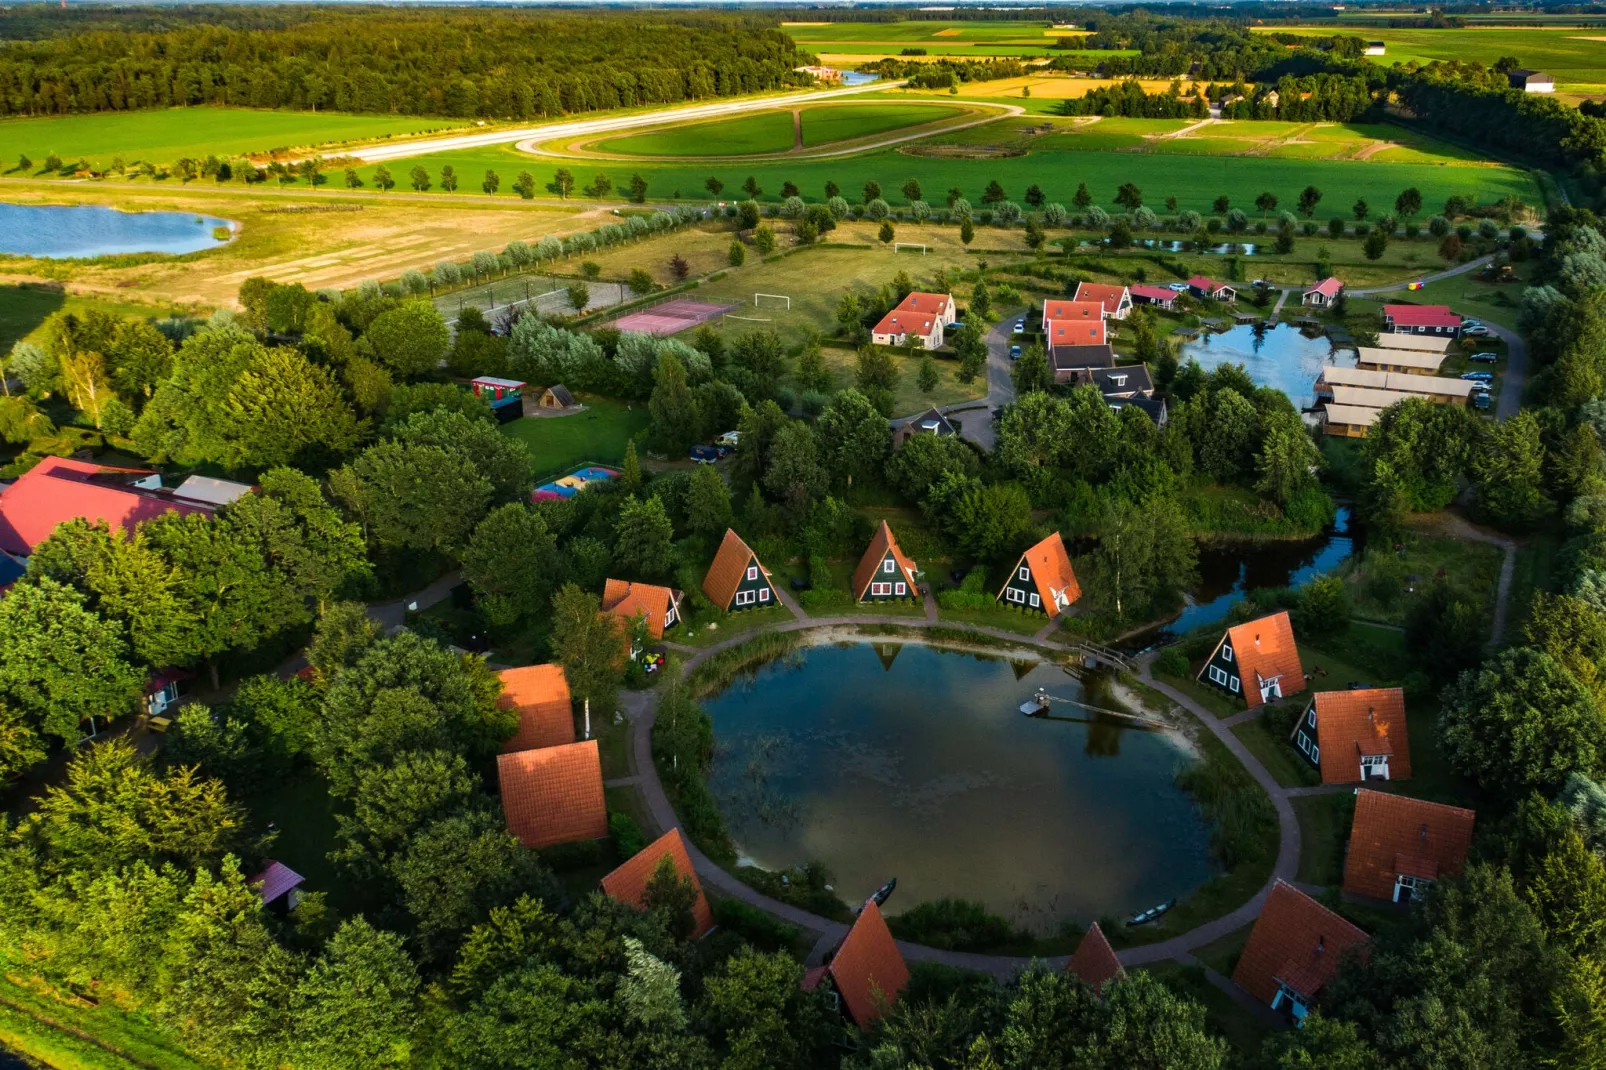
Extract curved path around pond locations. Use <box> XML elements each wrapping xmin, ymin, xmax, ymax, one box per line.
<box><xmin>623</xmin><ymin>596</ymin><xmax>1304</xmax><ymax>983</ymax></box>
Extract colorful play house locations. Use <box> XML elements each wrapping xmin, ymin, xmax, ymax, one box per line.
<box><xmin>470</xmin><ymin>376</ymin><xmax>526</xmax><ymax>424</ymax></box>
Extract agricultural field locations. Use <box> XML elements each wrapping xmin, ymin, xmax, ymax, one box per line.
<box><xmin>1254</xmin><ymin>25</ymin><xmax>1606</xmax><ymax>101</ymax></box>
<box><xmin>951</xmin><ymin>75</ymin><xmax>1197</xmax><ymax>100</ymax></box>
<box><xmin>0</xmin><ymin>106</ymin><xmax>472</xmax><ymax>169</ymax></box>
<box><xmin>784</xmin><ymin>18</ymin><xmax>1087</xmax><ymax>59</ymax></box>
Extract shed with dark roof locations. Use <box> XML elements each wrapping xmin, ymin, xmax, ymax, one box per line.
<box><xmin>1343</xmin><ymin>789</ymin><xmax>1475</xmax><ymax>903</ymax></box>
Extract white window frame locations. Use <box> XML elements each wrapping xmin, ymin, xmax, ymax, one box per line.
<box><xmin>746</xmin><ymin>566</ymin><xmax>758</xmax><ymax>581</ymax></box>
<box><xmin>736</xmin><ymin>590</ymin><xmax>753</xmax><ymax>607</ymax></box>
<box><xmin>1229</xmin><ymin>675</ymin><xmax>1241</xmax><ymax>694</ymax></box>
<box><xmin>758</xmin><ymin>588</ymin><xmax>770</xmax><ymax>603</ymax></box>
<box><xmin>1029</xmin><ymin>592</ymin><xmax>1041</xmax><ymax>608</ymax></box>
<box><xmin>1394</xmin><ymin>873</ymin><xmax>1432</xmax><ymax>903</ymax></box>
<box><xmin>895</xmin><ymin>583</ymin><xmax>906</xmax><ymax>595</ymax></box>
<box><xmin>1222</xmin><ymin>645</ymin><xmax>1233</xmax><ymax>663</ymax></box>
<box><xmin>1018</xmin><ymin>566</ymin><xmax>1030</xmax><ymax>581</ymax></box>
<box><xmin>883</xmin><ymin>559</ymin><xmax>895</xmax><ymax>574</ymax></box>
<box><xmin>1209</xmin><ymin>666</ymin><xmax>1227</xmax><ymax>686</ymax></box>
<box><xmin>1307</xmin><ymin>707</ymin><xmax>1317</xmax><ymax>728</ymax></box>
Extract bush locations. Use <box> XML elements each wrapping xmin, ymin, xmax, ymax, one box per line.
<box><xmin>609</xmin><ymin>810</ymin><xmax>647</xmax><ymax>858</ymax></box>
<box><xmin>713</xmin><ymin>899</ymin><xmax>801</xmax><ymax>953</ymax></box>
<box><xmin>1154</xmin><ymin>647</ymin><xmax>1190</xmax><ymax>677</ymax></box>
<box><xmin>887</xmin><ymin>899</ymin><xmax>1032</xmax><ymax>952</ymax></box>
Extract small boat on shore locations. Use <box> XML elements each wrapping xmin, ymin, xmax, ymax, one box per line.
<box><xmin>1128</xmin><ymin>898</ymin><xmax>1176</xmax><ymax>926</ymax></box>
<box><xmin>857</xmin><ymin>878</ymin><xmax>898</xmax><ymax>915</ymax></box>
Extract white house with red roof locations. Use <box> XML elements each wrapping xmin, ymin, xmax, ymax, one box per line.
<box><xmin>1042</xmin><ymin>299</ymin><xmax>1107</xmax><ymax>349</ymax></box>
<box><xmin>1188</xmin><ymin>276</ymin><xmax>1236</xmax><ymax>302</ymax></box>
<box><xmin>1302</xmin><ymin>277</ymin><xmax>1343</xmax><ymax>307</ymax></box>
<box><xmin>0</xmin><ymin>457</ymin><xmax>230</xmax><ymax>560</ymax></box>
<box><xmin>871</xmin><ymin>292</ymin><xmax>955</xmax><ymax>350</ymax></box>
<box><xmin>1129</xmin><ymin>284</ymin><xmax>1179</xmax><ymax>310</ymax></box>
<box><xmin>1382</xmin><ymin>304</ymin><xmax>1461</xmax><ymax>337</ymax></box>
<box><xmin>1072</xmin><ymin>282</ymin><xmax>1132</xmax><ymax>320</ymax></box>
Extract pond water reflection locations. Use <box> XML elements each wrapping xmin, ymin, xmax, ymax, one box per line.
<box><xmin>703</xmin><ymin>641</ymin><xmax>1214</xmax><ymax>933</ymax></box>
<box><xmin>1180</xmin><ymin>322</ymin><xmax>1355</xmax><ymax>406</ymax></box>
<box><xmin>0</xmin><ymin>203</ymin><xmax>232</xmax><ymax>258</ymax></box>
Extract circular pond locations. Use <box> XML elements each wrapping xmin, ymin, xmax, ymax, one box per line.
<box><xmin>0</xmin><ymin>203</ymin><xmax>233</xmax><ymax>259</ymax></box>
<box><xmin>703</xmin><ymin>640</ymin><xmax>1215</xmax><ymax>933</ymax></box>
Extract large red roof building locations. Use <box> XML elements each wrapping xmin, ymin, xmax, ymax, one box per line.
<box><xmin>0</xmin><ymin>457</ymin><xmax>217</xmax><ymax>557</ymax></box>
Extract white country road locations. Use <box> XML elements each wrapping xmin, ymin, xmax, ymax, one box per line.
<box><xmin>341</xmin><ymin>81</ymin><xmax>907</xmax><ymax>163</ymax></box>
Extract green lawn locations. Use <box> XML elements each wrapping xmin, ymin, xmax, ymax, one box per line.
<box><xmin>1337</xmin><ymin>532</ymin><xmax>1503</xmax><ymax>630</ymax></box>
<box><xmin>1233</xmin><ymin>713</ymin><xmax>1321</xmax><ymax>789</ymax></box>
<box><xmin>0</xmin><ymin>106</ymin><xmax>468</xmax><ymax>170</ymax></box>
<box><xmin>501</xmin><ymin>397</ymin><xmax>649</xmax><ymax>480</ymax></box>
<box><xmin>0</xmin><ymin>283</ymin><xmax>181</xmax><ymax>354</ymax></box>
<box><xmin>0</xmin><ymin>971</ymin><xmax>215</xmax><ymax>1070</ymax></box>
<box><xmin>1294</xmin><ymin>792</ymin><xmax>1356</xmax><ymax>886</ymax></box>
<box><xmin>799</xmin><ymin>103</ymin><xmax>966</xmax><ymax>147</ymax></box>
<box><xmin>247</xmin><ymin>775</ymin><xmax>351</xmax><ymax>912</ymax></box>
<box><xmin>596</xmin><ymin>111</ymin><xmax>797</xmax><ymax>157</ymax></box>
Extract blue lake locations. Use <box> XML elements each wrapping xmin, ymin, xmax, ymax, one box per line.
<box><xmin>1180</xmin><ymin>322</ymin><xmax>1356</xmax><ymax>407</ymax></box>
<box><xmin>703</xmin><ymin>641</ymin><xmax>1214</xmax><ymax>932</ymax></box>
<box><xmin>0</xmin><ymin>203</ymin><xmax>233</xmax><ymax>258</ymax></box>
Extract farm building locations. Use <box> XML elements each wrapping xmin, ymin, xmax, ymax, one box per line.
<box><xmin>702</xmin><ymin>528</ymin><xmax>777</xmax><ymax>611</ymax></box>
<box><xmin>804</xmin><ymin>900</ymin><xmax>909</xmax><ymax>1028</ymax></box>
<box><xmin>1320</xmin><ymin>404</ymin><xmax>1381</xmax><ymax>438</ymax></box>
<box><xmin>539</xmin><ymin>384</ymin><xmax>576</xmax><ymax>409</ymax></box>
<box><xmin>1198</xmin><ymin>610</ymin><xmax>1304</xmax><ymax>709</ymax></box>
<box><xmin>1343</xmin><ymin>790</ymin><xmax>1475</xmax><ymax>904</ymax></box>
<box><xmin>0</xmin><ymin>456</ymin><xmax>220</xmax><ymax>558</ymax></box>
<box><xmin>600</xmin><ymin>828</ymin><xmax>714</xmax><ymax>938</ymax></box>
<box><xmin>1292</xmin><ymin>687</ymin><xmax>1410</xmax><ymax>784</ymax></box>
<box><xmin>1050</xmin><ymin>344</ymin><xmax>1117</xmax><ymax>379</ymax></box>
<box><xmin>997</xmin><ymin>531</ymin><xmax>1080</xmax><ymax>617</ymax></box>
<box><xmin>1508</xmin><ymin>69</ymin><xmax>1555</xmax><ymax>92</ymax></box>
<box><xmin>601</xmin><ymin>579</ymin><xmax>682</xmax><ymax>644</ymax></box>
<box><xmin>853</xmin><ymin>520</ymin><xmax>920</xmax><ymax>603</ymax></box>
<box><xmin>1188</xmin><ymin>276</ymin><xmax>1235</xmax><ymax>302</ymax></box>
<box><xmin>1373</xmin><ymin>333</ymin><xmax>1453</xmax><ymax>354</ymax></box>
<box><xmin>1302</xmin><ymin>277</ymin><xmax>1343</xmax><ymax>307</ymax></box>
<box><xmin>1129</xmin><ymin>284</ymin><xmax>1179</xmax><ymax>310</ymax></box>
<box><xmin>496</xmin><ymin>665</ymin><xmax>575</xmax><ymax>753</ymax></box>
<box><xmin>471</xmin><ymin>376</ymin><xmax>527</xmax><ymax>422</ymax></box>
<box><xmin>1072</xmin><ymin>282</ymin><xmax>1132</xmax><ymax>320</ymax></box>
<box><xmin>892</xmin><ymin>406</ymin><xmax>957</xmax><ymax>448</ymax></box>
<box><xmin>871</xmin><ymin>292</ymin><xmax>955</xmax><ymax>350</ymax></box>
<box><xmin>1232</xmin><ymin>880</ymin><xmax>1368</xmax><ymax>1023</ymax></box>
<box><xmin>251</xmin><ymin>861</ymin><xmax>305</xmax><ymax>914</ymax></box>
<box><xmin>497</xmin><ymin>740</ymin><xmax>608</xmax><ymax>849</ymax></box>
<box><xmin>1382</xmin><ymin>304</ymin><xmax>1461</xmax><ymax>338</ymax></box>
<box><xmin>1066</xmin><ymin>923</ymin><xmax>1124</xmax><ymax>993</ymax></box>
<box><xmin>1353</xmin><ymin>347</ymin><xmax>1446</xmax><ymax>374</ymax></box>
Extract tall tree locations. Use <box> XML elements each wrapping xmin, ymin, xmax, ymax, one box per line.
<box><xmin>815</xmin><ymin>388</ymin><xmax>891</xmax><ymax>490</ymax></box>
<box><xmin>550</xmin><ymin>584</ymin><xmax>627</xmax><ymax>717</ymax></box>
<box><xmin>0</xmin><ymin>577</ymin><xmax>141</xmax><ymax>743</ymax></box>
<box><xmin>460</xmin><ymin>504</ymin><xmax>561</xmax><ymax>626</ymax></box>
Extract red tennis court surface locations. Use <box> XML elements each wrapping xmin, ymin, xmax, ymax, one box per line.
<box><xmin>612</xmin><ymin>299</ymin><xmax>731</xmax><ymax>336</ymax></box>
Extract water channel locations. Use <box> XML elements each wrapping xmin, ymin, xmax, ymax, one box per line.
<box><xmin>702</xmin><ymin>640</ymin><xmax>1214</xmax><ymax>933</ymax></box>
<box><xmin>0</xmin><ymin>203</ymin><xmax>233</xmax><ymax>258</ymax></box>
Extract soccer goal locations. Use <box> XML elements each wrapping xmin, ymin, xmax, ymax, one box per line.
<box><xmin>753</xmin><ymin>293</ymin><xmax>792</xmax><ymax>310</ymax></box>
<box><xmin>893</xmin><ymin>242</ymin><xmax>928</xmax><ymax>255</ymax></box>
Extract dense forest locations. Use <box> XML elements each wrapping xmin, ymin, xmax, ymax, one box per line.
<box><xmin>0</xmin><ymin>8</ymin><xmax>808</xmax><ymax>118</ymax></box>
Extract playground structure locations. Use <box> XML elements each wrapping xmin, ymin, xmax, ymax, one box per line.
<box><xmin>470</xmin><ymin>376</ymin><xmax>526</xmax><ymax>424</ymax></box>
<box><xmin>532</xmin><ymin>464</ymin><xmax>621</xmax><ymax>502</ymax></box>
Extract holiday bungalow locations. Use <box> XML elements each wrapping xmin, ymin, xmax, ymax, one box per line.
<box><xmin>600</xmin><ymin>828</ymin><xmax>715</xmax><ymax>938</ymax></box>
<box><xmin>1292</xmin><ymin>687</ymin><xmax>1410</xmax><ymax>784</ymax></box>
<box><xmin>997</xmin><ymin>532</ymin><xmax>1080</xmax><ymax>618</ymax></box>
<box><xmin>1198</xmin><ymin>610</ymin><xmax>1304</xmax><ymax>709</ymax></box>
<box><xmin>1232</xmin><ymin>881</ymin><xmax>1368</xmax><ymax>1024</ymax></box>
<box><xmin>702</xmin><ymin>529</ymin><xmax>778</xmax><ymax>612</ymax></box>
<box><xmin>1188</xmin><ymin>276</ymin><xmax>1236</xmax><ymax>302</ymax></box>
<box><xmin>852</xmin><ymin>520</ymin><xmax>919</xmax><ymax>603</ymax></box>
<box><xmin>1107</xmin><ymin>395</ymin><xmax>1169</xmax><ymax>426</ymax></box>
<box><xmin>1315</xmin><ymin>367</ymin><xmax>1474</xmax><ymax>403</ymax></box>
<box><xmin>892</xmin><ymin>406</ymin><xmax>958</xmax><ymax>449</ymax></box>
<box><xmin>1320</xmin><ymin>404</ymin><xmax>1382</xmax><ymax>438</ymax></box>
<box><xmin>1066</xmin><ymin>923</ymin><xmax>1124</xmax><ymax>994</ymax></box>
<box><xmin>251</xmin><ymin>860</ymin><xmax>305</xmax><ymax>915</ymax></box>
<box><xmin>0</xmin><ymin>457</ymin><xmax>219</xmax><ymax>559</ymax></box>
<box><xmin>1509</xmin><ymin>69</ymin><xmax>1555</xmax><ymax>93</ymax></box>
<box><xmin>1042</xmin><ymin>299</ymin><xmax>1107</xmax><ymax>347</ymax></box>
<box><xmin>1382</xmin><ymin>304</ymin><xmax>1461</xmax><ymax>338</ymax></box>
<box><xmin>1352</xmin><ymin>347</ymin><xmax>1446</xmax><ymax>375</ymax></box>
<box><xmin>143</xmin><ymin>668</ymin><xmax>195</xmax><ymax>720</ymax></box>
<box><xmin>1050</xmin><ymin>344</ymin><xmax>1117</xmax><ymax>380</ymax></box>
<box><xmin>496</xmin><ymin>664</ymin><xmax>575</xmax><ymax>754</ymax></box>
<box><xmin>871</xmin><ymin>292</ymin><xmax>956</xmax><ymax>351</ymax></box>
<box><xmin>804</xmin><ymin>900</ymin><xmax>909</xmax><ymax>1028</ymax></box>
<box><xmin>601</xmin><ymin>579</ymin><xmax>683</xmax><ymax>646</ymax></box>
<box><xmin>1302</xmin><ymin>277</ymin><xmax>1343</xmax><ymax>307</ymax></box>
<box><xmin>1129</xmin><ymin>284</ymin><xmax>1179</xmax><ymax>311</ymax></box>
<box><xmin>1343</xmin><ymin>790</ymin><xmax>1475</xmax><ymax>904</ymax></box>
<box><xmin>497</xmin><ymin>739</ymin><xmax>608</xmax><ymax>849</ymax></box>
<box><xmin>1373</xmin><ymin>333</ymin><xmax>1453</xmax><ymax>354</ymax></box>
<box><xmin>1060</xmin><ymin>363</ymin><xmax>1155</xmax><ymax>399</ymax></box>
<box><xmin>1072</xmin><ymin>282</ymin><xmax>1132</xmax><ymax>320</ymax></box>
<box><xmin>538</xmin><ymin>384</ymin><xmax>576</xmax><ymax>410</ymax></box>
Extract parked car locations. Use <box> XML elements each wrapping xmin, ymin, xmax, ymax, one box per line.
<box><xmin>1461</xmin><ymin>371</ymin><xmax>1494</xmax><ymax>382</ymax></box>
<box><xmin>1462</xmin><ymin>325</ymin><xmax>1491</xmax><ymax>337</ymax></box>
<box><xmin>1167</xmin><ymin>282</ymin><xmax>1189</xmax><ymax>292</ymax></box>
<box><xmin>715</xmin><ymin>430</ymin><xmax>739</xmax><ymax>447</ymax></box>
<box><xmin>1461</xmin><ymin>318</ymin><xmax>1483</xmax><ymax>328</ymax></box>
<box><xmin>689</xmin><ymin>445</ymin><xmax>719</xmax><ymax>464</ymax></box>
<box><xmin>1013</xmin><ymin>319</ymin><xmax>1025</xmax><ymax>332</ymax></box>
<box><xmin>1468</xmin><ymin>352</ymin><xmax>1499</xmax><ymax>363</ymax></box>
<box><xmin>1009</xmin><ymin>344</ymin><xmax>1022</xmax><ymax>359</ymax></box>
<box><xmin>1473</xmin><ymin>391</ymin><xmax>1492</xmax><ymax>410</ymax></box>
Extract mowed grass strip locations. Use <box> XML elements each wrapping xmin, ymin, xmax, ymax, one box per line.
<box><xmin>595</xmin><ymin>110</ymin><xmax>797</xmax><ymax>157</ymax></box>
<box><xmin>799</xmin><ymin>103</ymin><xmax>967</xmax><ymax>147</ymax></box>
<box><xmin>0</xmin><ymin>106</ymin><xmax>467</xmax><ymax>168</ymax></box>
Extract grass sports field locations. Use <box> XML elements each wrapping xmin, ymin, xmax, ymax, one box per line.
<box><xmin>501</xmin><ymin>398</ymin><xmax>647</xmax><ymax>477</ymax></box>
<box><xmin>590</xmin><ymin>102</ymin><xmax>968</xmax><ymax>157</ymax></box>
<box><xmin>1254</xmin><ymin>25</ymin><xmax>1606</xmax><ymax>99</ymax></box>
<box><xmin>0</xmin><ymin>107</ymin><xmax>470</xmax><ymax>169</ymax></box>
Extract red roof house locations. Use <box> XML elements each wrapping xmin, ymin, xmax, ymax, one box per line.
<box><xmin>871</xmin><ymin>292</ymin><xmax>956</xmax><ymax>351</ymax></box>
<box><xmin>1303</xmin><ymin>277</ymin><xmax>1343</xmax><ymax>306</ymax></box>
<box><xmin>1067</xmin><ymin>922</ymin><xmax>1124</xmax><ymax>993</ymax></box>
<box><xmin>0</xmin><ymin>457</ymin><xmax>215</xmax><ymax>557</ymax></box>
<box><xmin>497</xmin><ymin>740</ymin><xmax>608</xmax><ymax>849</ymax></box>
<box><xmin>1130</xmin><ymin>284</ymin><xmax>1179</xmax><ymax>309</ymax></box>
<box><xmin>828</xmin><ymin>901</ymin><xmax>910</xmax><ymax>1027</ymax></box>
<box><xmin>1188</xmin><ymin>276</ymin><xmax>1236</xmax><ymax>301</ymax></box>
<box><xmin>1232</xmin><ymin>880</ymin><xmax>1368</xmax><ymax>1022</ymax></box>
<box><xmin>599</xmin><ymin>828</ymin><xmax>715</xmax><ymax>938</ymax></box>
<box><xmin>1382</xmin><ymin>304</ymin><xmax>1461</xmax><ymax>336</ymax></box>
<box><xmin>601</xmin><ymin>579</ymin><xmax>683</xmax><ymax>641</ymax></box>
<box><xmin>996</xmin><ymin>532</ymin><xmax>1080</xmax><ymax>617</ymax></box>
<box><xmin>1292</xmin><ymin>687</ymin><xmax>1410</xmax><ymax>784</ymax></box>
<box><xmin>851</xmin><ymin>520</ymin><xmax>919</xmax><ymax>602</ymax></box>
<box><xmin>1042</xmin><ymin>299</ymin><xmax>1108</xmax><ymax>347</ymax></box>
<box><xmin>1198</xmin><ymin>610</ymin><xmax>1305</xmax><ymax>709</ymax></box>
<box><xmin>496</xmin><ymin>665</ymin><xmax>574</xmax><ymax>753</ymax></box>
<box><xmin>1072</xmin><ymin>282</ymin><xmax>1132</xmax><ymax>319</ymax></box>
<box><xmin>1343</xmin><ymin>789</ymin><xmax>1475</xmax><ymax>903</ymax></box>
<box><xmin>702</xmin><ymin>529</ymin><xmax>777</xmax><ymax>612</ymax></box>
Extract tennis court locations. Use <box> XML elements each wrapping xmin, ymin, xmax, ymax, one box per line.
<box><xmin>612</xmin><ymin>298</ymin><xmax>731</xmax><ymax>336</ymax></box>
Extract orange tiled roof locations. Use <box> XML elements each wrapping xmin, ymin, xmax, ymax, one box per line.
<box><xmin>1342</xmin><ymin>789</ymin><xmax>1475</xmax><ymax>901</ymax></box>
<box><xmin>830</xmin><ymin>901</ymin><xmax>909</xmax><ymax>1027</ymax></box>
<box><xmin>1308</xmin><ymin>688</ymin><xmax>1411</xmax><ymax>784</ymax></box>
<box><xmin>851</xmin><ymin>520</ymin><xmax>919</xmax><ymax>600</ymax></box>
<box><xmin>1224</xmin><ymin>610</ymin><xmax>1304</xmax><ymax>710</ymax></box>
<box><xmin>1073</xmin><ymin>282</ymin><xmax>1128</xmax><ymax>316</ymax></box>
<box><xmin>601</xmin><ymin>578</ymin><xmax>679</xmax><ymax>640</ymax></box>
<box><xmin>497</xmin><ymin>740</ymin><xmax>607</xmax><ymax>849</ymax></box>
<box><xmin>1043</xmin><ymin>300</ymin><xmax>1107</xmax><ymax>347</ymax></box>
<box><xmin>702</xmin><ymin>529</ymin><xmax>772</xmax><ymax>609</ymax></box>
<box><xmin>872</xmin><ymin>292</ymin><xmax>953</xmax><ymax>340</ymax></box>
<box><xmin>999</xmin><ymin>532</ymin><xmax>1081</xmax><ymax>618</ymax></box>
<box><xmin>1232</xmin><ymin>880</ymin><xmax>1367</xmax><ymax>1005</ymax></box>
<box><xmin>497</xmin><ymin>665</ymin><xmax>575</xmax><ymax>753</ymax></box>
<box><xmin>1067</xmin><ymin>922</ymin><xmax>1124</xmax><ymax>993</ymax></box>
<box><xmin>599</xmin><ymin>828</ymin><xmax>714</xmax><ymax>938</ymax></box>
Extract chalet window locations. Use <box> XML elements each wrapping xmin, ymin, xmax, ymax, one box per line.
<box><xmin>737</xmin><ymin>590</ymin><xmax>753</xmax><ymax>606</ymax></box>
<box><xmin>1018</xmin><ymin>566</ymin><xmax>1030</xmax><ymax>581</ymax></box>
<box><xmin>1229</xmin><ymin>675</ymin><xmax>1241</xmax><ymax>694</ymax></box>
<box><xmin>1310</xmin><ymin>743</ymin><xmax>1319</xmax><ymax>763</ymax></box>
<box><xmin>746</xmin><ymin>566</ymin><xmax>758</xmax><ymax>581</ymax></box>
<box><xmin>1222</xmin><ymin>645</ymin><xmax>1233</xmax><ymax>663</ymax></box>
<box><xmin>758</xmin><ymin>588</ymin><xmax>770</xmax><ymax>603</ymax></box>
<box><xmin>883</xmin><ymin>559</ymin><xmax>895</xmax><ymax>574</ymax></box>
<box><xmin>1307</xmin><ymin>708</ymin><xmax>1317</xmax><ymax>728</ymax></box>
<box><xmin>1209</xmin><ymin>666</ymin><xmax>1228</xmax><ymax>686</ymax></box>
<box><xmin>1029</xmin><ymin>593</ymin><xmax>1040</xmax><ymax>608</ymax></box>
<box><xmin>871</xmin><ymin>582</ymin><xmax>889</xmax><ymax>596</ymax></box>
<box><xmin>895</xmin><ymin>582</ymin><xmax>906</xmax><ymax>596</ymax></box>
